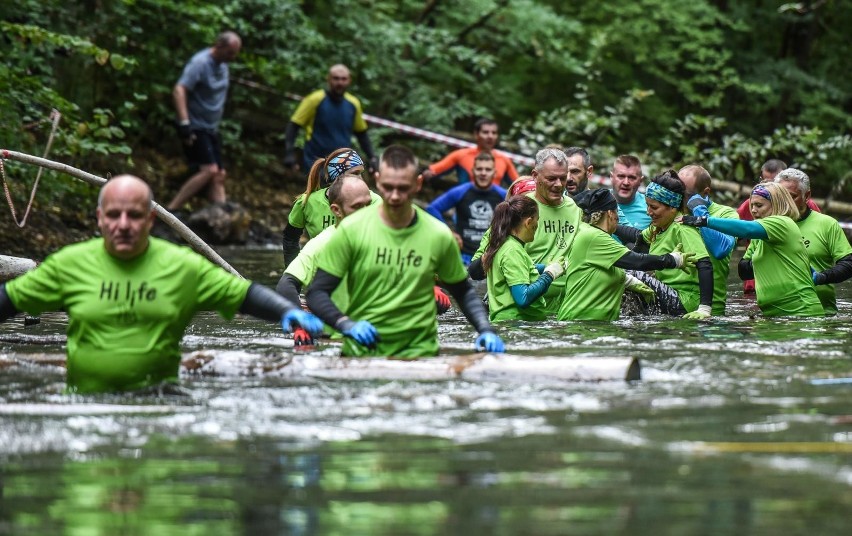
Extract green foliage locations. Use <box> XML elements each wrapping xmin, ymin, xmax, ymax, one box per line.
<box><xmin>1</xmin><ymin>0</ymin><xmax>850</xmax><ymax>204</ymax></box>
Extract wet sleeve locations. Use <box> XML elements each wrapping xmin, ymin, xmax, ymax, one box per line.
<box><xmin>696</xmin><ymin>258</ymin><xmax>713</xmax><ymax>307</ymax></box>
<box><xmin>699</xmin><ymin>227</ymin><xmax>736</xmax><ymax>260</ymax></box>
<box><xmin>467</xmin><ymin>258</ymin><xmax>485</xmax><ymax>280</ymax></box>
<box><xmin>614</xmin><ymin>225</ymin><xmax>643</xmax><ymax>247</ymax></box>
<box><xmin>509</xmin><ymin>274</ymin><xmax>554</xmax><ymax>308</ymax></box>
<box><xmin>614</xmin><ymin>251</ymin><xmax>677</xmax><ymax>271</ymax></box>
<box><xmin>814</xmin><ymin>253</ymin><xmax>852</xmax><ymax>285</ymax></box>
<box><xmin>305</xmin><ymin>269</ymin><xmax>345</xmax><ymax>328</ymax></box>
<box><xmin>443</xmin><ymin>278</ymin><xmax>495</xmax><ymax>334</ymax></box>
<box><xmin>275</xmin><ymin>274</ymin><xmax>303</xmax><ymax>306</ymax></box>
<box><xmin>239</xmin><ymin>282</ymin><xmax>298</xmax><ymax>322</ymax></box>
<box><xmin>706</xmin><ymin>217</ymin><xmax>768</xmax><ymax>240</ymax></box>
<box><xmin>282</xmin><ymin>223</ymin><xmax>304</xmax><ymax>267</ymax></box>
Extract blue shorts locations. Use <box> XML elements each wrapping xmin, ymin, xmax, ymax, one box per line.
<box><xmin>184</xmin><ymin>129</ymin><xmax>223</xmax><ymax>169</ymax></box>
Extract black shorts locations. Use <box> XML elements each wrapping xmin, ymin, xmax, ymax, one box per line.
<box><xmin>184</xmin><ymin>129</ymin><xmax>223</xmax><ymax>169</ymax></box>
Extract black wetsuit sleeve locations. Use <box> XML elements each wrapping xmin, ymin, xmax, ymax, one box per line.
<box><xmin>613</xmin><ymin>251</ymin><xmax>678</xmax><ymax>271</ymax></box>
<box><xmin>815</xmin><ymin>253</ymin><xmax>852</xmax><ymax>285</ymax></box>
<box><xmin>738</xmin><ymin>258</ymin><xmax>754</xmax><ymax>280</ymax></box>
<box><xmin>283</xmin><ymin>121</ymin><xmax>300</xmax><ymax>161</ymax></box>
<box><xmin>696</xmin><ymin>258</ymin><xmax>714</xmax><ymax>307</ymax></box>
<box><xmin>238</xmin><ymin>282</ymin><xmax>298</xmax><ymax>322</ymax></box>
<box><xmin>275</xmin><ymin>274</ymin><xmax>303</xmax><ymax>306</ymax></box>
<box><xmin>282</xmin><ymin>223</ymin><xmax>304</xmax><ymax>267</ymax></box>
<box><xmin>354</xmin><ymin>131</ymin><xmax>376</xmax><ymax>163</ymax></box>
<box><xmin>0</xmin><ymin>284</ymin><xmax>19</xmax><ymax>322</ymax></box>
<box><xmin>467</xmin><ymin>258</ymin><xmax>486</xmax><ymax>280</ymax></box>
<box><xmin>305</xmin><ymin>269</ymin><xmax>346</xmax><ymax>329</ymax></box>
<box><xmin>614</xmin><ymin>225</ymin><xmax>643</xmax><ymax>245</ymax></box>
<box><xmin>442</xmin><ymin>278</ymin><xmax>495</xmax><ymax>334</ymax></box>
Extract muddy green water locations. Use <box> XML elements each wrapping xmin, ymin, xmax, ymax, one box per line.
<box><xmin>1</xmin><ymin>246</ymin><xmax>851</xmax><ymax>535</ymax></box>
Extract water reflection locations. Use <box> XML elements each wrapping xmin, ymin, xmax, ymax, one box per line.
<box><xmin>1</xmin><ymin>246</ymin><xmax>851</xmax><ymax>534</ymax></box>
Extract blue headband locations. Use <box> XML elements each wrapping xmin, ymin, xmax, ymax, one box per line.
<box><xmin>326</xmin><ymin>150</ymin><xmax>364</xmax><ymax>184</ymax></box>
<box><xmin>752</xmin><ymin>184</ymin><xmax>772</xmax><ymax>200</ymax></box>
<box><xmin>646</xmin><ymin>182</ymin><xmax>683</xmax><ymax>208</ymax></box>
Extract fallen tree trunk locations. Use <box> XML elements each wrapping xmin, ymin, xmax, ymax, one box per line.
<box><xmin>0</xmin><ymin>254</ymin><xmax>36</xmax><ymax>282</ymax></box>
<box><xmin>0</xmin><ymin>150</ymin><xmax>241</xmax><ymax>277</ymax></box>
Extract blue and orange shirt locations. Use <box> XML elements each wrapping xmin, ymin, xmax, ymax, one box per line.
<box><xmin>291</xmin><ymin>89</ymin><xmax>368</xmax><ymax>169</ymax></box>
<box><xmin>428</xmin><ymin>147</ymin><xmax>519</xmax><ymax>187</ymax></box>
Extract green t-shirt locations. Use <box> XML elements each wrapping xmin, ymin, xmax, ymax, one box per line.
<box><xmin>316</xmin><ymin>204</ymin><xmax>468</xmax><ymax>358</ymax></box>
<box><xmin>796</xmin><ymin>210</ymin><xmax>852</xmax><ymax>315</ymax></box>
<box><xmin>285</xmin><ymin>225</ymin><xmax>348</xmax><ymax>312</ymax></box>
<box><xmin>642</xmin><ymin>223</ymin><xmax>710</xmax><ymax>313</ymax></box>
<box><xmin>558</xmin><ymin>222</ymin><xmax>629</xmax><ymax>321</ymax></box>
<box><xmin>473</xmin><ymin>194</ymin><xmax>582</xmax><ymax>314</ymax></box>
<box><xmin>707</xmin><ymin>202</ymin><xmax>739</xmax><ymax>315</ymax></box>
<box><xmin>486</xmin><ymin>236</ymin><xmax>548</xmax><ymax>321</ymax></box>
<box><xmin>5</xmin><ymin>238</ymin><xmax>251</xmax><ymax>393</ymax></box>
<box><xmin>743</xmin><ymin>215</ymin><xmax>824</xmax><ymax>317</ymax></box>
<box><xmin>288</xmin><ymin>188</ymin><xmax>380</xmax><ymax>239</ymax></box>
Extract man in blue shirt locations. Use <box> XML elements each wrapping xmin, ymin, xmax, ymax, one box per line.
<box><xmin>426</xmin><ymin>152</ymin><xmax>506</xmax><ymax>264</ymax></box>
<box><xmin>610</xmin><ymin>154</ymin><xmax>651</xmax><ymax>229</ymax></box>
<box><xmin>282</xmin><ymin>64</ymin><xmax>378</xmax><ymax>174</ymax></box>
<box><xmin>168</xmin><ymin>31</ymin><xmax>241</xmax><ymax>211</ymax></box>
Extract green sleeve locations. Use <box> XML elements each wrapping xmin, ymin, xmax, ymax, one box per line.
<box><xmin>471</xmin><ymin>227</ymin><xmax>491</xmax><ymax>262</ymax></box>
<box><xmin>5</xmin><ymin>253</ymin><xmax>64</xmax><ymax>314</ymax></box>
<box><xmin>193</xmin><ymin>253</ymin><xmax>252</xmax><ymax>319</ymax></box>
<box><xmin>288</xmin><ymin>195</ymin><xmax>307</xmax><ymax>228</ymax></box>
<box><xmin>315</xmin><ymin>225</ymin><xmax>353</xmax><ymax>279</ymax></box>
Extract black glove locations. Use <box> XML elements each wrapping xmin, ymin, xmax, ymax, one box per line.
<box><xmin>680</xmin><ymin>215</ymin><xmax>708</xmax><ymax>227</ymax></box>
<box><xmin>283</xmin><ymin>153</ymin><xmax>299</xmax><ymax>170</ymax></box>
<box><xmin>176</xmin><ymin>121</ymin><xmax>194</xmax><ymax>145</ymax></box>
<box><xmin>368</xmin><ymin>156</ymin><xmax>379</xmax><ymax>176</ymax></box>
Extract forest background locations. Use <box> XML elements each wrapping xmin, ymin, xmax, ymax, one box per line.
<box><xmin>1</xmin><ymin>0</ymin><xmax>850</xmax><ymax>257</ymax></box>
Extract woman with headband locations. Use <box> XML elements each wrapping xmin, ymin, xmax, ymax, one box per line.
<box><xmin>504</xmin><ymin>176</ymin><xmax>537</xmax><ymax>200</ymax></box>
<box><xmin>558</xmin><ymin>188</ymin><xmax>695</xmax><ymax>320</ymax></box>
<box><xmin>614</xmin><ymin>170</ymin><xmax>714</xmax><ymax>319</ymax></box>
<box><xmin>681</xmin><ymin>181</ymin><xmax>823</xmax><ymax>317</ymax></box>
<box><xmin>282</xmin><ymin>148</ymin><xmax>379</xmax><ymax>266</ymax></box>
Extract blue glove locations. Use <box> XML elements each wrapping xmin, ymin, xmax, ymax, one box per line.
<box><xmin>475</xmin><ymin>331</ymin><xmax>505</xmax><ymax>353</ymax></box>
<box><xmin>687</xmin><ymin>194</ymin><xmax>710</xmax><ymax>217</ymax></box>
<box><xmin>338</xmin><ymin>319</ymin><xmax>380</xmax><ymax>348</ymax></box>
<box><xmin>281</xmin><ymin>309</ymin><xmax>324</xmax><ymax>336</ymax></box>
<box><xmin>534</xmin><ymin>263</ymin><xmax>545</xmax><ymax>274</ymax></box>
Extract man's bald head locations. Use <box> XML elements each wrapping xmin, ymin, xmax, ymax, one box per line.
<box><xmin>328</xmin><ymin>174</ymin><xmax>372</xmax><ymax>220</ymax></box>
<box><xmin>327</xmin><ymin>64</ymin><xmax>352</xmax><ymax>97</ymax></box>
<box><xmin>97</xmin><ymin>175</ymin><xmax>156</xmax><ymax>260</ymax></box>
<box><xmin>678</xmin><ymin>164</ymin><xmax>712</xmax><ymax>197</ymax></box>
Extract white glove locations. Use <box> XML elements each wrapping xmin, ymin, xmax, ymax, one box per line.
<box><xmin>625</xmin><ymin>274</ymin><xmax>655</xmax><ymax>302</ymax></box>
<box><xmin>543</xmin><ymin>259</ymin><xmax>566</xmax><ymax>280</ymax></box>
<box><xmin>669</xmin><ymin>243</ymin><xmax>696</xmax><ymax>271</ymax></box>
<box><xmin>682</xmin><ymin>304</ymin><xmax>712</xmax><ymax>319</ymax></box>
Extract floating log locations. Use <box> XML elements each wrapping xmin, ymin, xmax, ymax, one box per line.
<box><xmin>2</xmin><ymin>351</ymin><xmax>641</xmax><ymax>383</ymax></box>
<box><xmin>0</xmin><ymin>254</ymin><xmax>36</xmax><ymax>282</ymax></box>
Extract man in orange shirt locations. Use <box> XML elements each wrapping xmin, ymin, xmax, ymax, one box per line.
<box><xmin>422</xmin><ymin>118</ymin><xmax>519</xmax><ymax>188</ymax></box>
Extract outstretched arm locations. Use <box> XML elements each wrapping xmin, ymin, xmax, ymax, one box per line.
<box><xmin>683</xmin><ymin>216</ymin><xmax>768</xmax><ymax>240</ymax></box>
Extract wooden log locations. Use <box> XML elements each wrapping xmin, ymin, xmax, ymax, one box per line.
<box><xmin>2</xmin><ymin>351</ymin><xmax>641</xmax><ymax>382</ymax></box>
<box><xmin>0</xmin><ymin>254</ymin><xmax>36</xmax><ymax>282</ymax></box>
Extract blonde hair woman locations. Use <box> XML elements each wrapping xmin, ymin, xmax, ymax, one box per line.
<box><xmin>681</xmin><ymin>181</ymin><xmax>823</xmax><ymax>317</ymax></box>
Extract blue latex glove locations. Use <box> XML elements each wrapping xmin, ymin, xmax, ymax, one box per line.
<box><xmin>475</xmin><ymin>332</ymin><xmax>505</xmax><ymax>353</ymax></box>
<box><xmin>339</xmin><ymin>319</ymin><xmax>380</xmax><ymax>348</ymax></box>
<box><xmin>281</xmin><ymin>309</ymin><xmax>324</xmax><ymax>336</ymax></box>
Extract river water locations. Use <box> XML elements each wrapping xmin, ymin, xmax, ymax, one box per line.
<box><xmin>1</xmin><ymin>246</ymin><xmax>851</xmax><ymax>535</ymax></box>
